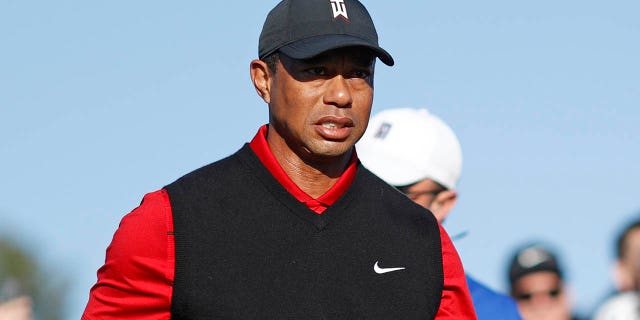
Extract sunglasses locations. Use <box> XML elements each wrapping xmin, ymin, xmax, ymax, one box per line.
<box><xmin>395</xmin><ymin>186</ymin><xmax>446</xmax><ymax>199</ymax></box>
<box><xmin>515</xmin><ymin>288</ymin><xmax>562</xmax><ymax>301</ymax></box>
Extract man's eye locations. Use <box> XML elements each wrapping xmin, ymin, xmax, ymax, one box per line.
<box><xmin>353</xmin><ymin>70</ymin><xmax>370</xmax><ymax>78</ymax></box>
<box><xmin>307</xmin><ymin>67</ymin><xmax>326</xmax><ymax>76</ymax></box>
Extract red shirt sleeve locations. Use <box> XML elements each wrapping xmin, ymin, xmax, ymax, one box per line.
<box><xmin>81</xmin><ymin>189</ymin><xmax>174</xmax><ymax>320</ymax></box>
<box><xmin>435</xmin><ymin>224</ymin><xmax>477</xmax><ymax>319</ymax></box>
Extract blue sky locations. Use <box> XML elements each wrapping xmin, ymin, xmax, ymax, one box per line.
<box><xmin>1</xmin><ymin>1</ymin><xmax>638</xmax><ymax>317</ymax></box>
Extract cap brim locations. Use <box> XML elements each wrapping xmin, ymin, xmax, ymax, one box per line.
<box><xmin>279</xmin><ymin>34</ymin><xmax>394</xmax><ymax>66</ymax></box>
<box><xmin>359</xmin><ymin>154</ymin><xmax>424</xmax><ymax>186</ymax></box>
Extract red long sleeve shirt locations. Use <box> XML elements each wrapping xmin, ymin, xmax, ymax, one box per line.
<box><xmin>82</xmin><ymin>126</ymin><xmax>476</xmax><ymax>319</ymax></box>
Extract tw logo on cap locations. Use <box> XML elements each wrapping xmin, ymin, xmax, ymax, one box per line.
<box><xmin>330</xmin><ymin>0</ymin><xmax>349</xmax><ymax>21</ymax></box>
<box><xmin>374</xmin><ymin>123</ymin><xmax>392</xmax><ymax>139</ymax></box>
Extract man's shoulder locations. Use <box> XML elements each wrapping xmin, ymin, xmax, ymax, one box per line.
<box><xmin>593</xmin><ymin>291</ymin><xmax>640</xmax><ymax>320</ymax></box>
<box><xmin>167</xmin><ymin>144</ymin><xmax>254</xmax><ymax>188</ymax></box>
<box><xmin>356</xmin><ymin>165</ymin><xmax>414</xmax><ymax>204</ymax></box>
<box><xmin>355</xmin><ymin>165</ymin><xmax>440</xmax><ymax>227</ymax></box>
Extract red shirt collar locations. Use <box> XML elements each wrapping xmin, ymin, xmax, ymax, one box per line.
<box><xmin>249</xmin><ymin>125</ymin><xmax>357</xmax><ymax>214</ymax></box>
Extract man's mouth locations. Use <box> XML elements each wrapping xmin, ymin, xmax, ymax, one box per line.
<box><xmin>315</xmin><ymin>116</ymin><xmax>354</xmax><ymax>140</ymax></box>
<box><xmin>322</xmin><ymin>122</ymin><xmax>340</xmax><ymax>129</ymax></box>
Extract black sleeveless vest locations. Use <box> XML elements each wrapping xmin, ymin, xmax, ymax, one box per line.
<box><xmin>166</xmin><ymin>145</ymin><xmax>443</xmax><ymax>319</ymax></box>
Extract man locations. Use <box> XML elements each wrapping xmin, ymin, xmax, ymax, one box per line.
<box><xmin>508</xmin><ymin>243</ymin><xmax>580</xmax><ymax>320</ymax></box>
<box><xmin>81</xmin><ymin>0</ymin><xmax>476</xmax><ymax>319</ymax></box>
<box><xmin>611</xmin><ymin>218</ymin><xmax>640</xmax><ymax>293</ymax></box>
<box><xmin>357</xmin><ymin>107</ymin><xmax>522</xmax><ymax>319</ymax></box>
<box><xmin>592</xmin><ymin>217</ymin><xmax>640</xmax><ymax>319</ymax></box>
<box><xmin>0</xmin><ymin>297</ymin><xmax>32</xmax><ymax>320</ymax></box>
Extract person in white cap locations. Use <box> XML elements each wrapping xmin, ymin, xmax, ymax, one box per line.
<box><xmin>357</xmin><ymin>107</ymin><xmax>522</xmax><ymax>319</ymax></box>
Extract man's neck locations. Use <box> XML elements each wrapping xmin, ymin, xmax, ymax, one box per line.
<box><xmin>272</xmin><ymin>148</ymin><xmax>351</xmax><ymax>199</ymax></box>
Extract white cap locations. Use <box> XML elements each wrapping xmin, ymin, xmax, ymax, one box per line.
<box><xmin>356</xmin><ymin>108</ymin><xmax>462</xmax><ymax>189</ymax></box>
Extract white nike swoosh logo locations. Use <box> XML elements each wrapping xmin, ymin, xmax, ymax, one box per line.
<box><xmin>374</xmin><ymin>261</ymin><xmax>406</xmax><ymax>274</ymax></box>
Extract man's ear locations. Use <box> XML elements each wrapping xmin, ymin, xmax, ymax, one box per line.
<box><xmin>250</xmin><ymin>59</ymin><xmax>272</xmax><ymax>103</ymax></box>
<box><xmin>430</xmin><ymin>190</ymin><xmax>457</xmax><ymax>222</ymax></box>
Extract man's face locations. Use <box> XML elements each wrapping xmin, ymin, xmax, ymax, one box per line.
<box><xmin>619</xmin><ymin>227</ymin><xmax>640</xmax><ymax>291</ymax></box>
<box><xmin>266</xmin><ymin>47</ymin><xmax>375</xmax><ymax>162</ymax></box>
<box><xmin>511</xmin><ymin>272</ymin><xmax>571</xmax><ymax>320</ymax></box>
<box><xmin>398</xmin><ymin>179</ymin><xmax>446</xmax><ymax>216</ymax></box>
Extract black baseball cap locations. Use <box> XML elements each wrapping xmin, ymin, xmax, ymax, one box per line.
<box><xmin>508</xmin><ymin>244</ymin><xmax>563</xmax><ymax>286</ymax></box>
<box><xmin>258</xmin><ymin>0</ymin><xmax>394</xmax><ymax>66</ymax></box>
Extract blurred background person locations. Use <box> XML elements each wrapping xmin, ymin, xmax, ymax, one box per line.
<box><xmin>1</xmin><ymin>243</ymin><xmax>33</xmax><ymax>320</ymax></box>
<box><xmin>507</xmin><ymin>243</ymin><xmax>582</xmax><ymax>320</ymax></box>
<box><xmin>0</xmin><ymin>295</ymin><xmax>32</xmax><ymax>320</ymax></box>
<box><xmin>610</xmin><ymin>217</ymin><xmax>640</xmax><ymax>293</ymax></box>
<box><xmin>1</xmin><ymin>236</ymin><xmax>66</xmax><ymax>320</ymax></box>
<box><xmin>592</xmin><ymin>215</ymin><xmax>640</xmax><ymax>319</ymax></box>
<box><xmin>357</xmin><ymin>107</ymin><xmax>521</xmax><ymax>319</ymax></box>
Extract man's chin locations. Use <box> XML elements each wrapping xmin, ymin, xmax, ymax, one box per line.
<box><xmin>303</xmin><ymin>141</ymin><xmax>354</xmax><ymax>161</ymax></box>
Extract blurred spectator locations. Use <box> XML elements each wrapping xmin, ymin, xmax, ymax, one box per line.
<box><xmin>0</xmin><ymin>296</ymin><xmax>33</xmax><ymax>320</ymax></box>
<box><xmin>507</xmin><ymin>243</ymin><xmax>581</xmax><ymax>320</ymax></box>
<box><xmin>1</xmin><ymin>236</ymin><xmax>66</xmax><ymax>320</ymax></box>
<box><xmin>612</xmin><ymin>218</ymin><xmax>640</xmax><ymax>292</ymax></box>
<box><xmin>0</xmin><ymin>241</ymin><xmax>33</xmax><ymax>320</ymax></box>
<box><xmin>358</xmin><ymin>107</ymin><xmax>522</xmax><ymax>319</ymax></box>
<box><xmin>592</xmin><ymin>216</ymin><xmax>640</xmax><ymax>319</ymax></box>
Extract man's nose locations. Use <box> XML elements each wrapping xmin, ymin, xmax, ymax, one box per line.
<box><xmin>323</xmin><ymin>75</ymin><xmax>353</xmax><ymax>107</ymax></box>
